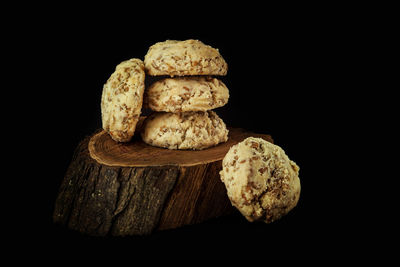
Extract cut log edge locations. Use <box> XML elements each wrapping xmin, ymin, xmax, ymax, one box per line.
<box><xmin>88</xmin><ymin>128</ymin><xmax>273</xmax><ymax>167</ymax></box>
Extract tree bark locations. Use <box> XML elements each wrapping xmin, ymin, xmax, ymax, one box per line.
<box><xmin>53</xmin><ymin>128</ymin><xmax>273</xmax><ymax>236</ymax></box>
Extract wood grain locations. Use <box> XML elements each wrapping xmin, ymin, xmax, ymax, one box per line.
<box><xmin>89</xmin><ymin>128</ymin><xmax>273</xmax><ymax>167</ymax></box>
<box><xmin>53</xmin><ymin>128</ymin><xmax>273</xmax><ymax>236</ymax></box>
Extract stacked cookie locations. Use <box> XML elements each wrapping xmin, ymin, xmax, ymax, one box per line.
<box><xmin>141</xmin><ymin>40</ymin><xmax>230</xmax><ymax>150</ymax></box>
<box><xmin>100</xmin><ymin>40</ymin><xmax>301</xmax><ymax>224</ymax></box>
<box><xmin>101</xmin><ymin>39</ymin><xmax>230</xmax><ymax>150</ymax></box>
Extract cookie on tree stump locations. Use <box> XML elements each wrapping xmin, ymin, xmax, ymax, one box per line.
<box><xmin>53</xmin><ymin>127</ymin><xmax>273</xmax><ymax>236</ymax></box>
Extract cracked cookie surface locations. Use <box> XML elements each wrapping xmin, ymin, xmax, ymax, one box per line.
<box><xmin>101</xmin><ymin>58</ymin><xmax>145</xmax><ymax>142</ymax></box>
<box><xmin>141</xmin><ymin>111</ymin><xmax>228</xmax><ymax>150</ymax></box>
<box><xmin>220</xmin><ymin>137</ymin><xmax>300</xmax><ymax>223</ymax></box>
<box><xmin>145</xmin><ymin>76</ymin><xmax>229</xmax><ymax>112</ymax></box>
<box><xmin>144</xmin><ymin>39</ymin><xmax>228</xmax><ymax>76</ymax></box>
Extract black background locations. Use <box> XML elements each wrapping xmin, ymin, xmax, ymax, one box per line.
<box><xmin>10</xmin><ymin>6</ymin><xmax>386</xmax><ymax>263</ymax></box>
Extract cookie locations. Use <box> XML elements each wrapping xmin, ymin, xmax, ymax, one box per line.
<box><xmin>145</xmin><ymin>76</ymin><xmax>229</xmax><ymax>112</ymax></box>
<box><xmin>144</xmin><ymin>39</ymin><xmax>228</xmax><ymax>76</ymax></box>
<box><xmin>101</xmin><ymin>58</ymin><xmax>145</xmax><ymax>142</ymax></box>
<box><xmin>219</xmin><ymin>137</ymin><xmax>300</xmax><ymax>223</ymax></box>
<box><xmin>141</xmin><ymin>111</ymin><xmax>229</xmax><ymax>150</ymax></box>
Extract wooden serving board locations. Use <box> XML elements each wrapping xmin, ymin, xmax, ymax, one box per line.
<box><xmin>53</xmin><ymin>128</ymin><xmax>273</xmax><ymax>236</ymax></box>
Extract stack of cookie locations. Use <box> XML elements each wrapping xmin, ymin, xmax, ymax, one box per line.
<box><xmin>141</xmin><ymin>40</ymin><xmax>230</xmax><ymax>150</ymax></box>
<box><xmin>100</xmin><ymin>39</ymin><xmax>230</xmax><ymax>150</ymax></box>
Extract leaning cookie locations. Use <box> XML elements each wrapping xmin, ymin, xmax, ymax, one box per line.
<box><xmin>101</xmin><ymin>58</ymin><xmax>145</xmax><ymax>142</ymax></box>
<box><xmin>220</xmin><ymin>137</ymin><xmax>300</xmax><ymax>223</ymax></box>
<box><xmin>141</xmin><ymin>111</ymin><xmax>229</xmax><ymax>150</ymax></box>
<box><xmin>144</xmin><ymin>39</ymin><xmax>228</xmax><ymax>76</ymax></box>
<box><xmin>146</xmin><ymin>76</ymin><xmax>229</xmax><ymax>113</ymax></box>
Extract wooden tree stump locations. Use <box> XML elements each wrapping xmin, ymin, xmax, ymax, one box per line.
<box><xmin>53</xmin><ymin>128</ymin><xmax>273</xmax><ymax>236</ymax></box>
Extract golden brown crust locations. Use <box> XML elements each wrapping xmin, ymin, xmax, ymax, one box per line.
<box><xmin>146</xmin><ymin>76</ymin><xmax>229</xmax><ymax>112</ymax></box>
<box><xmin>101</xmin><ymin>58</ymin><xmax>145</xmax><ymax>142</ymax></box>
<box><xmin>144</xmin><ymin>40</ymin><xmax>228</xmax><ymax>76</ymax></box>
<box><xmin>219</xmin><ymin>137</ymin><xmax>301</xmax><ymax>223</ymax></box>
<box><xmin>141</xmin><ymin>111</ymin><xmax>229</xmax><ymax>150</ymax></box>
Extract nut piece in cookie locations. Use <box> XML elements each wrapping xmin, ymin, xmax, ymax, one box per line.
<box><xmin>141</xmin><ymin>111</ymin><xmax>229</xmax><ymax>150</ymax></box>
<box><xmin>144</xmin><ymin>39</ymin><xmax>228</xmax><ymax>76</ymax></box>
<box><xmin>101</xmin><ymin>58</ymin><xmax>145</xmax><ymax>142</ymax></box>
<box><xmin>146</xmin><ymin>76</ymin><xmax>229</xmax><ymax>113</ymax></box>
<box><xmin>219</xmin><ymin>137</ymin><xmax>300</xmax><ymax>223</ymax></box>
